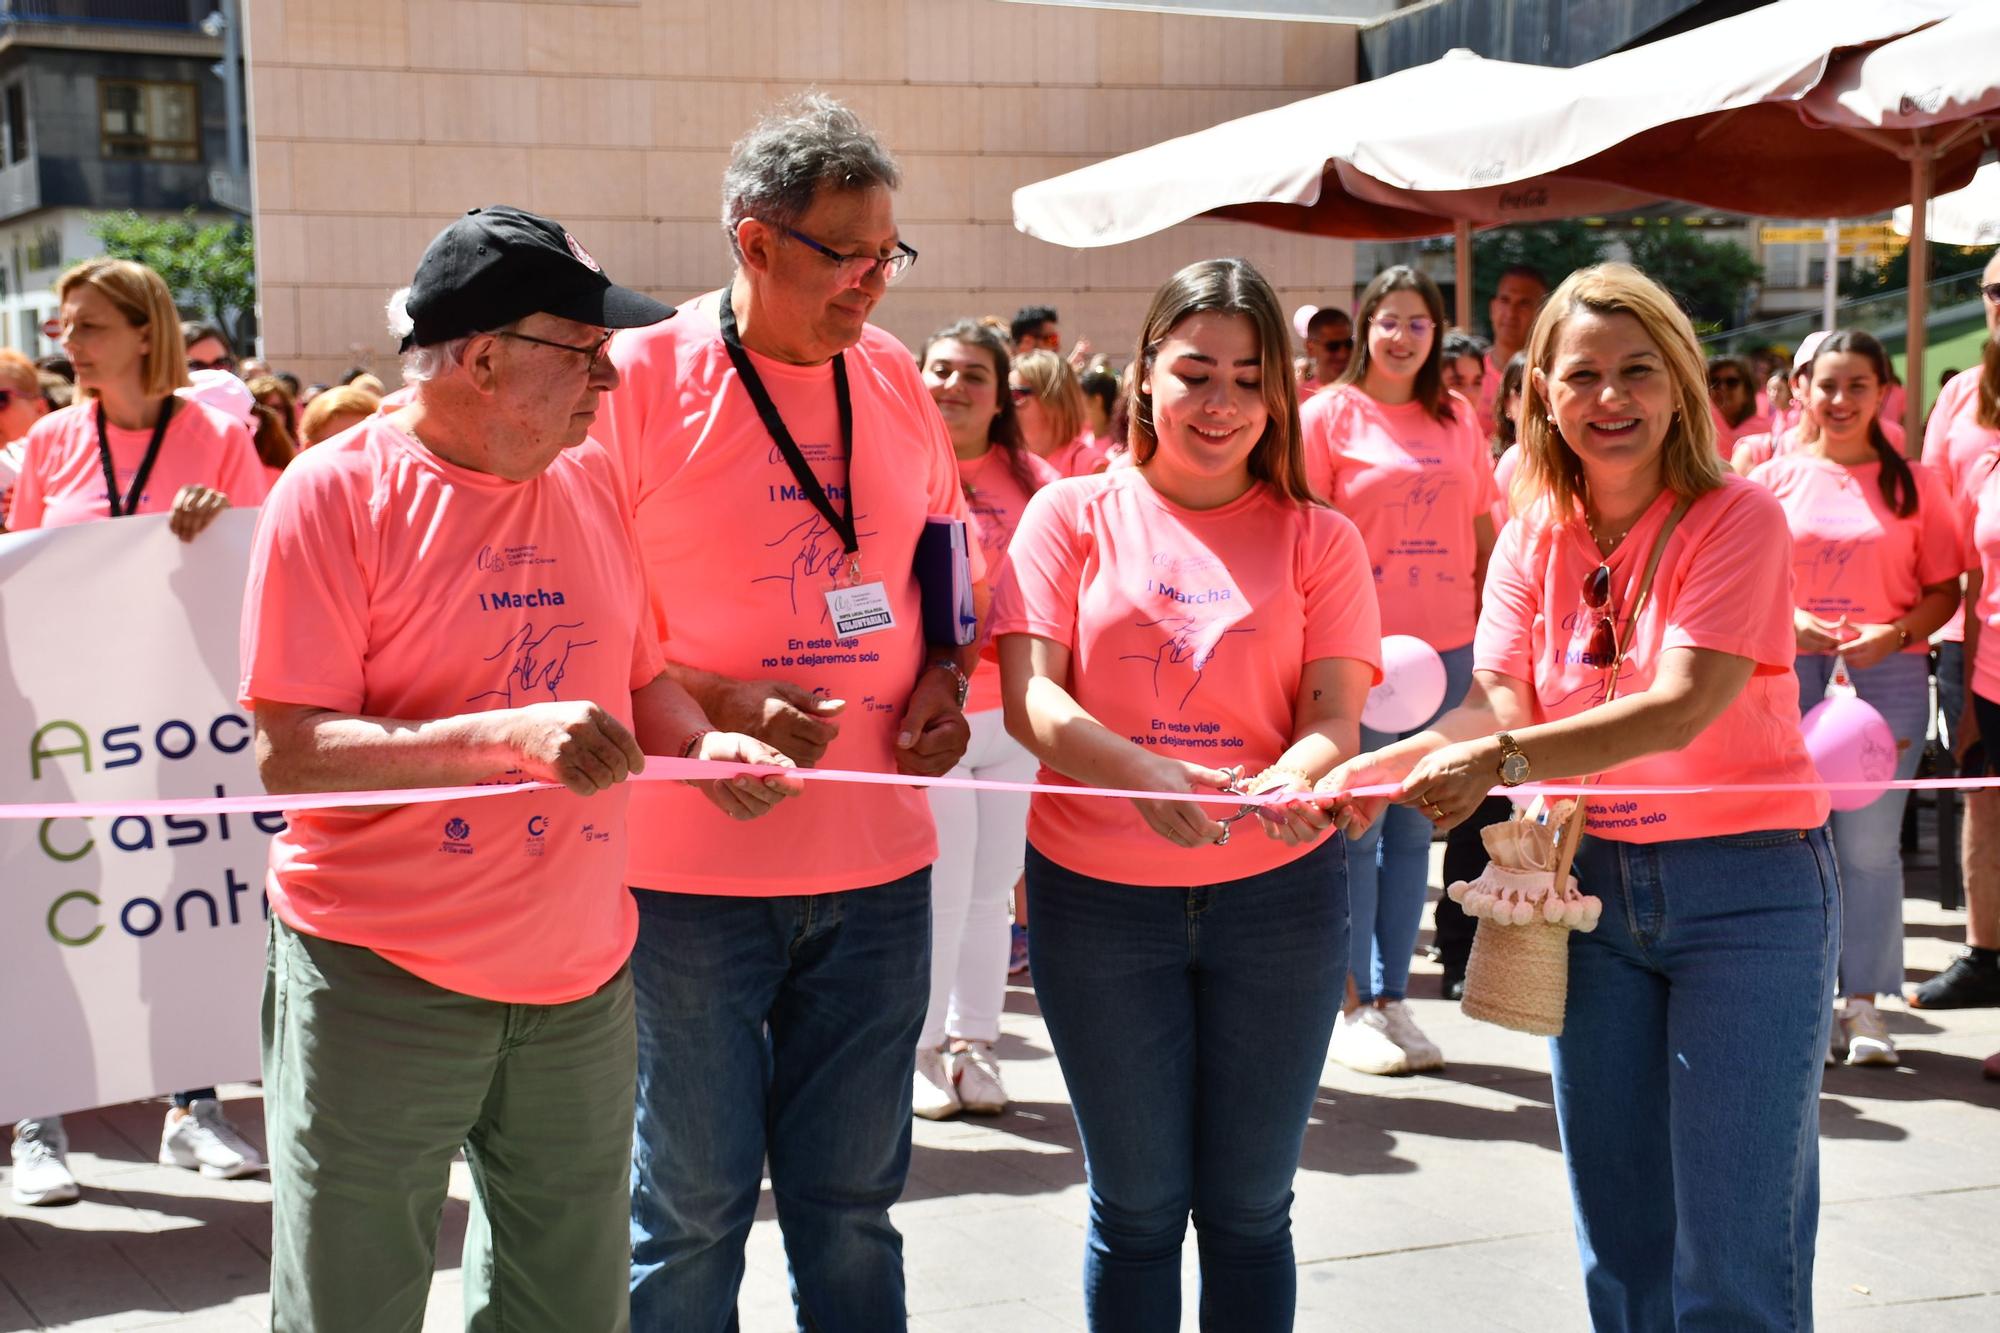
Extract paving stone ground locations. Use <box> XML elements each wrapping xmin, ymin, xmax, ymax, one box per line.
<box><xmin>4</xmin><ymin>848</ymin><xmax>1998</xmax><ymax>1331</ymax></box>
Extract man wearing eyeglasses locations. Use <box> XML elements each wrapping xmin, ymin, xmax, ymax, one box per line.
<box><xmin>1304</xmin><ymin>304</ymin><xmax>1355</xmax><ymax>389</ymax></box>
<box><xmin>241</xmin><ymin>205</ymin><xmax>800</xmax><ymax>1329</ymax></box>
<box><xmin>182</xmin><ymin>321</ymin><xmax>237</xmax><ymax>376</ymax></box>
<box><xmin>599</xmin><ymin>95</ymin><xmax>985</xmax><ymax>1331</ymax></box>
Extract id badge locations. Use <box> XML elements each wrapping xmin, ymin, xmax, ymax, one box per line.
<box><xmin>825</xmin><ymin>571</ymin><xmax>897</xmax><ymax>639</ymax></box>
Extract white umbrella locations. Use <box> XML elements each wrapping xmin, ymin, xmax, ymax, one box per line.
<box><xmin>1801</xmin><ymin>1</ymin><xmax>2000</xmax><ymax>436</ymax></box>
<box><xmin>1894</xmin><ymin>162</ymin><xmax>2000</xmax><ymax>246</ymax></box>
<box><xmin>1011</xmin><ymin>48</ymin><xmax>1657</xmax><ymax>327</ymax></box>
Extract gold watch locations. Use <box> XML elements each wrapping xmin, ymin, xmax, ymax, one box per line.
<box><xmin>1495</xmin><ymin>732</ymin><xmax>1531</xmax><ymax>787</ymax></box>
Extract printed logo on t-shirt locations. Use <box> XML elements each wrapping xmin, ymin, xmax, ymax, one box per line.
<box><xmin>524</xmin><ymin>813</ymin><xmax>548</xmax><ymax>858</ymax></box>
<box><xmin>440</xmin><ymin>817</ymin><xmax>473</xmax><ymax>856</ymax></box>
<box><xmin>476</xmin><ymin>543</ymin><xmax>558</xmax><ymax>573</ymax></box>
<box><xmin>1122</xmin><ymin>612</ymin><xmax>1254</xmax><ymax>709</ymax></box>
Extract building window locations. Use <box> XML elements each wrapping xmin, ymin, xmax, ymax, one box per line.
<box><xmin>4</xmin><ymin>84</ymin><xmax>25</xmax><ymax>164</ymax></box>
<box><xmin>99</xmin><ymin>80</ymin><xmax>198</xmax><ymax>162</ymax></box>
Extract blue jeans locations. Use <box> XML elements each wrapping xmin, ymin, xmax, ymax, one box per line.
<box><xmin>1024</xmin><ymin>838</ymin><xmax>1347</xmax><ymax>1333</ymax></box>
<box><xmin>1555</xmin><ymin>827</ymin><xmax>1839</xmax><ymax>1332</ymax></box>
<box><xmin>1350</xmin><ymin>641</ymin><xmax>1475</xmax><ymax>1001</ymax></box>
<box><xmin>1796</xmin><ymin>652</ymin><xmax>1929</xmax><ymax>996</ymax></box>
<box><xmin>627</xmin><ymin>872</ymin><xmax>932</xmax><ymax>1333</ymax></box>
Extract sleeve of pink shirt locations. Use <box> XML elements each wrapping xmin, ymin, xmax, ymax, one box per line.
<box><xmin>1300</xmin><ymin>510</ymin><xmax>1384</xmax><ymax>681</ymax></box>
<box><xmin>5</xmin><ymin>417</ymin><xmax>50</xmax><ymax>529</ymax></box>
<box><xmin>989</xmin><ymin>482</ymin><xmax>1087</xmax><ymax>645</ymax></box>
<box><xmin>1923</xmin><ymin>373</ymin><xmax>1971</xmax><ymax>482</ymax></box>
<box><xmin>1912</xmin><ymin>462</ymin><xmax>1966</xmax><ymax>588</ymax></box>
<box><xmin>1472</xmin><ymin>517</ymin><xmax>1541</xmax><ymax>684</ymax></box>
<box><xmin>212</xmin><ymin>415</ymin><xmax>272</xmax><ymax>506</ymax></box>
<box><xmin>238</xmin><ymin>460</ymin><xmax>374</xmax><ymax>712</ymax></box>
<box><xmin>1299</xmin><ymin>389</ymin><xmax>1340</xmax><ymax>502</ymax></box>
<box><xmin>1657</xmin><ymin>483</ymin><xmax>1795</xmax><ymax>674</ymax></box>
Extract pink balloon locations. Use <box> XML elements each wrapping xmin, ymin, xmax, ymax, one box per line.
<box><xmin>1800</xmin><ymin>693</ymin><xmax>1898</xmax><ymax>812</ymax></box>
<box><xmin>1363</xmin><ymin>635</ymin><xmax>1448</xmax><ymax>733</ymax></box>
<box><xmin>1293</xmin><ymin>305</ymin><xmax>1318</xmax><ymax>340</ymax></box>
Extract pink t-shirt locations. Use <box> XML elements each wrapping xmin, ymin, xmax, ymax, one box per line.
<box><xmin>6</xmin><ymin>398</ymin><xmax>266</xmax><ymax>530</ymax></box>
<box><xmin>1715</xmin><ymin>405</ymin><xmax>1773</xmax><ymax>457</ymax></box>
<box><xmin>1475</xmin><ymin>476</ymin><xmax>1828</xmax><ymax>841</ymax></box>
<box><xmin>1492</xmin><ymin>443</ymin><xmax>1521</xmax><ymax>528</ymax></box>
<box><xmin>1043</xmin><ymin>434</ymin><xmax>1109</xmax><ymax>478</ymax></box>
<box><xmin>961</xmin><ymin>445</ymin><xmax>1061</xmax><ymax>716</ymax></box>
<box><xmin>600</xmin><ymin>291</ymin><xmax>983</xmax><ymax>897</ymax></box>
<box><xmin>1750</xmin><ymin>452</ymin><xmax>1961</xmax><ymax>649</ymax></box>
<box><xmin>1302</xmin><ymin>384</ymin><xmax>1498</xmax><ymax>650</ymax></box>
<box><xmin>991</xmin><ymin>470</ymin><xmax>1381</xmax><ymax>886</ymax></box>
<box><xmin>0</xmin><ymin>439</ymin><xmax>22</xmax><ymax>529</ymax></box>
<box><xmin>238</xmin><ymin>418</ymin><xmax>664</xmax><ymax>1004</ymax></box>
<box><xmin>1961</xmin><ymin>455</ymin><xmax>2000</xmax><ymax>702</ymax></box>
<box><xmin>1475</xmin><ymin>350</ymin><xmax>1503</xmax><ymax>440</ymax></box>
<box><xmin>1922</xmin><ymin>368</ymin><xmax>1999</xmax><ymax>643</ymax></box>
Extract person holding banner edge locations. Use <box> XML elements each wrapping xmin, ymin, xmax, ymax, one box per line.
<box><xmin>1326</xmin><ymin>264</ymin><xmax>1836</xmax><ymax>1331</ymax></box>
<box><xmin>240</xmin><ymin>206</ymin><xmax>800</xmax><ymax>1329</ymax></box>
<box><xmin>8</xmin><ymin>257</ymin><xmax>268</xmax><ymax>1207</ymax></box>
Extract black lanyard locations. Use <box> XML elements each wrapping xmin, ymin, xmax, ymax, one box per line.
<box><xmin>95</xmin><ymin>395</ymin><xmax>177</xmax><ymax>519</ymax></box>
<box><xmin>718</xmin><ymin>285</ymin><xmax>858</xmax><ymax>570</ymax></box>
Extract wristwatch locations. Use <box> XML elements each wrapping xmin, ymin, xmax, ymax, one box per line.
<box><xmin>1495</xmin><ymin>732</ymin><xmax>1531</xmax><ymax>787</ymax></box>
<box><xmin>926</xmin><ymin>657</ymin><xmax>970</xmax><ymax>709</ymax></box>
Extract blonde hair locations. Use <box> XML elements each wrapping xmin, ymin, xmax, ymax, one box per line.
<box><xmin>1514</xmin><ymin>263</ymin><xmax>1723</xmax><ymax>521</ymax></box>
<box><xmin>1012</xmin><ymin>349</ymin><xmax>1088</xmax><ymax>451</ymax></box>
<box><xmin>1130</xmin><ymin>257</ymin><xmax>1316</xmax><ymax>506</ymax></box>
<box><xmin>0</xmin><ymin>347</ymin><xmax>38</xmax><ymax>397</ymax></box>
<box><xmin>299</xmin><ymin>385</ymin><xmax>381</xmax><ymax>445</ymax></box>
<box><xmin>56</xmin><ymin>258</ymin><xmax>188</xmax><ymax>398</ymax></box>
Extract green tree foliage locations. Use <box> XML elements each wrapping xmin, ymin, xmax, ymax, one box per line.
<box><xmin>1471</xmin><ymin>221</ymin><xmax>1608</xmax><ymax>331</ymax></box>
<box><xmin>1621</xmin><ymin>227</ymin><xmax>1763</xmax><ymax>332</ymax></box>
<box><xmin>1840</xmin><ymin>240</ymin><xmax>1991</xmax><ymax>300</ymax></box>
<box><xmin>87</xmin><ymin>210</ymin><xmax>255</xmax><ymax>347</ymax></box>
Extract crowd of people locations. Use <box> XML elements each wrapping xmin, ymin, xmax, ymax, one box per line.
<box><xmin>3</xmin><ymin>91</ymin><xmax>1999</xmax><ymax>1332</ymax></box>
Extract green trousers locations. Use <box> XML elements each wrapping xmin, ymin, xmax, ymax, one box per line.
<box><xmin>262</xmin><ymin>918</ymin><xmax>635</xmax><ymax>1332</ymax></box>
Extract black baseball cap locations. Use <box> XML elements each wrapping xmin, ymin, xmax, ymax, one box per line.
<box><xmin>400</xmin><ymin>205</ymin><xmax>675</xmax><ymax>350</ymax></box>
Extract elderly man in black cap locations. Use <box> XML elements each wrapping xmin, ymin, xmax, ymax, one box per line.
<box><xmin>240</xmin><ymin>206</ymin><xmax>801</xmax><ymax>1330</ymax></box>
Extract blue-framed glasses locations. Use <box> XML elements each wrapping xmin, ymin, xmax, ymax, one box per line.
<box><xmin>780</xmin><ymin>226</ymin><xmax>919</xmax><ymax>286</ymax></box>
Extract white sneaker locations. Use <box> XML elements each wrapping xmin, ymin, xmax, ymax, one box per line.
<box><xmin>913</xmin><ymin>1046</ymin><xmax>961</xmax><ymax>1120</ymax></box>
<box><xmin>1827</xmin><ymin>1011</ymin><xmax>1847</xmax><ymax>1066</ymax></box>
<box><xmin>1378</xmin><ymin>1000</ymin><xmax>1445</xmax><ymax>1072</ymax></box>
<box><xmin>1841</xmin><ymin>999</ymin><xmax>1899</xmax><ymax>1067</ymax></box>
<box><xmin>158</xmin><ymin>1099</ymin><xmax>264</xmax><ymax>1179</ymax></box>
<box><xmin>1330</xmin><ymin>1006</ymin><xmax>1410</xmax><ymax>1076</ymax></box>
<box><xmin>950</xmin><ymin>1040</ymin><xmax>1009</xmax><ymax>1115</ymax></box>
<box><xmin>10</xmin><ymin>1117</ymin><xmax>79</xmax><ymax>1206</ymax></box>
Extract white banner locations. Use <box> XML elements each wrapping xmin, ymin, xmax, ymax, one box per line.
<box><xmin>0</xmin><ymin>510</ymin><xmax>270</xmax><ymax>1125</ymax></box>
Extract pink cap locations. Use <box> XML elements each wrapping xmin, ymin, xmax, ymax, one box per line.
<box><xmin>179</xmin><ymin>368</ymin><xmax>257</xmax><ymax>429</ymax></box>
<box><xmin>1791</xmin><ymin>331</ymin><xmax>1832</xmax><ymax>374</ymax></box>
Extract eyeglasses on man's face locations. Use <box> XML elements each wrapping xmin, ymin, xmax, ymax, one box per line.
<box><xmin>778</xmin><ymin>225</ymin><xmax>918</xmax><ymax>287</ymax></box>
<box><xmin>495</xmin><ymin>329</ymin><xmax>615</xmax><ymax>365</ymax></box>
<box><xmin>188</xmin><ymin>355</ymin><xmax>234</xmax><ymax>372</ymax></box>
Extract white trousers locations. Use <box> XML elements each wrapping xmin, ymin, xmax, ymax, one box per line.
<box><xmin>921</xmin><ymin>708</ymin><xmax>1034</xmax><ymax>1048</ymax></box>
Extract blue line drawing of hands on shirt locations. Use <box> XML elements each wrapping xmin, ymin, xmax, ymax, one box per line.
<box><xmin>753</xmin><ymin>510</ymin><xmax>880</xmax><ymax>616</ymax></box>
<box><xmin>467</xmin><ymin>621</ymin><xmax>599</xmax><ymax>707</ymax></box>
<box><xmin>1386</xmin><ymin>472</ymin><xmax>1451</xmax><ymax>532</ymax></box>
<box><xmin>1121</xmin><ymin>614</ymin><xmax>1254</xmax><ymax>710</ymax></box>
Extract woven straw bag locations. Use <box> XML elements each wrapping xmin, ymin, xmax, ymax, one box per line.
<box><xmin>1456</xmin><ymin>497</ymin><xmax>1691</xmax><ymax>1038</ymax></box>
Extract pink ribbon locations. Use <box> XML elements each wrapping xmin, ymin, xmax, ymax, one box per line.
<box><xmin>3</xmin><ymin>756</ymin><xmax>1996</xmax><ymax>821</ymax></box>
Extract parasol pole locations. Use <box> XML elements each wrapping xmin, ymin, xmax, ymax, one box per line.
<box><xmin>1454</xmin><ymin>218</ymin><xmax>1474</xmax><ymax>331</ymax></box>
<box><xmin>1906</xmin><ymin>146</ymin><xmax>1932</xmax><ymax>448</ymax></box>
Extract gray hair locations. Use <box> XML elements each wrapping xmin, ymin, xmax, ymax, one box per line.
<box><xmin>386</xmin><ymin>286</ymin><xmax>507</xmax><ymax>384</ymax></box>
<box><xmin>720</xmin><ymin>93</ymin><xmax>900</xmax><ymax>260</ymax></box>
